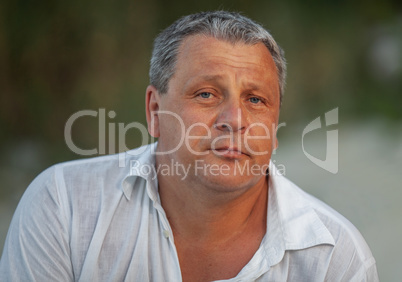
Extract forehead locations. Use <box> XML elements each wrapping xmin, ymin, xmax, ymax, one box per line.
<box><xmin>178</xmin><ymin>34</ymin><xmax>275</xmax><ymax>65</ymax></box>
<box><xmin>171</xmin><ymin>35</ymin><xmax>279</xmax><ymax>91</ymax></box>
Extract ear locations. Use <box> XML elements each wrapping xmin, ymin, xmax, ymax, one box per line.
<box><xmin>145</xmin><ymin>85</ymin><xmax>161</xmax><ymax>138</ymax></box>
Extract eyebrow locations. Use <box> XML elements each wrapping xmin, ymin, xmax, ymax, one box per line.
<box><xmin>181</xmin><ymin>74</ymin><xmax>225</xmax><ymax>92</ymax></box>
<box><xmin>241</xmin><ymin>82</ymin><xmax>262</xmax><ymax>91</ymax></box>
<box><xmin>197</xmin><ymin>75</ymin><xmax>262</xmax><ymax>89</ymax></box>
<box><xmin>198</xmin><ymin>74</ymin><xmax>225</xmax><ymax>82</ymax></box>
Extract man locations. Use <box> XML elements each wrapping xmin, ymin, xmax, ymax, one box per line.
<box><xmin>0</xmin><ymin>11</ymin><xmax>378</xmax><ymax>281</ymax></box>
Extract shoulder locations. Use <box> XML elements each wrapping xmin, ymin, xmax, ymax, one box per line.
<box><xmin>16</xmin><ymin>143</ymin><xmax>155</xmax><ymax>216</ymax></box>
<box><xmin>307</xmin><ymin>192</ymin><xmax>378</xmax><ymax>280</ymax></box>
<box><xmin>0</xmin><ymin>144</ymin><xmax>156</xmax><ymax>280</ymax></box>
<box><xmin>277</xmin><ymin>174</ymin><xmax>378</xmax><ymax>280</ymax></box>
<box><xmin>294</xmin><ymin>182</ymin><xmax>373</xmax><ymax>259</ymax></box>
<box><xmin>46</xmin><ymin>143</ymin><xmax>154</xmax><ymax>192</ymax></box>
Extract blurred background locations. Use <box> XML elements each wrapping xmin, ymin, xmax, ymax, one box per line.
<box><xmin>0</xmin><ymin>0</ymin><xmax>401</xmax><ymax>280</ymax></box>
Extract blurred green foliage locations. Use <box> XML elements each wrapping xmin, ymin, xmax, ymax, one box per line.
<box><xmin>0</xmin><ymin>0</ymin><xmax>401</xmax><ymax>162</ymax></box>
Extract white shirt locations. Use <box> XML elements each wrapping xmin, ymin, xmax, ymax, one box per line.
<box><xmin>0</xmin><ymin>143</ymin><xmax>378</xmax><ymax>281</ymax></box>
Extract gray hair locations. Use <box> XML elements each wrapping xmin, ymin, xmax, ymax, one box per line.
<box><xmin>150</xmin><ymin>11</ymin><xmax>287</xmax><ymax>104</ymax></box>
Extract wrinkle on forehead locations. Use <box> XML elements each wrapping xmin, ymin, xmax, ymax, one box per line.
<box><xmin>173</xmin><ymin>35</ymin><xmax>279</xmax><ymax>97</ymax></box>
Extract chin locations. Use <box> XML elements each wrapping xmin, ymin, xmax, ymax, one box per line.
<box><xmin>195</xmin><ymin>173</ymin><xmax>261</xmax><ymax>193</ymax></box>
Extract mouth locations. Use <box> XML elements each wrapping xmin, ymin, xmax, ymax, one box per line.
<box><xmin>210</xmin><ymin>146</ymin><xmax>249</xmax><ymax>159</ymax></box>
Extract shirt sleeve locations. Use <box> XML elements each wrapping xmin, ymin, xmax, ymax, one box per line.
<box><xmin>0</xmin><ymin>166</ymin><xmax>74</xmax><ymax>281</ymax></box>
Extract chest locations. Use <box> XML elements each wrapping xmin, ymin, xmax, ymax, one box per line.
<box><xmin>175</xmin><ymin>233</ymin><xmax>264</xmax><ymax>282</ymax></box>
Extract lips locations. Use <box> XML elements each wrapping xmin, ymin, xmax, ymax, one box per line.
<box><xmin>210</xmin><ymin>146</ymin><xmax>250</xmax><ymax>158</ymax></box>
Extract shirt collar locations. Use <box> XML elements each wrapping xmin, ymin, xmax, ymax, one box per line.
<box><xmin>121</xmin><ymin>143</ymin><xmax>335</xmax><ymax>265</ymax></box>
<box><xmin>121</xmin><ymin>142</ymin><xmax>159</xmax><ymax>202</ymax></box>
<box><xmin>262</xmin><ymin>162</ymin><xmax>335</xmax><ymax>266</ymax></box>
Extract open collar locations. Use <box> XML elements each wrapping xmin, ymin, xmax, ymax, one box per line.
<box><xmin>262</xmin><ymin>162</ymin><xmax>335</xmax><ymax>267</ymax></box>
<box><xmin>120</xmin><ymin>143</ymin><xmax>335</xmax><ymax>267</ymax></box>
<box><xmin>121</xmin><ymin>142</ymin><xmax>159</xmax><ymax>202</ymax></box>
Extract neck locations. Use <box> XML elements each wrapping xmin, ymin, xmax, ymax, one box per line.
<box><xmin>157</xmin><ymin>157</ymin><xmax>268</xmax><ymax>244</ymax></box>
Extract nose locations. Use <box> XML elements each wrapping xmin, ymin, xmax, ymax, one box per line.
<box><xmin>214</xmin><ymin>99</ymin><xmax>249</xmax><ymax>133</ymax></box>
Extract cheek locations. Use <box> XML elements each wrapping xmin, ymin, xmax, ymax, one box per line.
<box><xmin>244</xmin><ymin>120</ymin><xmax>277</xmax><ymax>152</ymax></box>
<box><xmin>183</xmin><ymin>119</ymin><xmax>213</xmax><ymax>153</ymax></box>
<box><xmin>158</xmin><ymin>115</ymin><xmax>185</xmax><ymax>150</ymax></box>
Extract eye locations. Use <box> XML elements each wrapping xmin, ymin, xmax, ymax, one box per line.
<box><xmin>249</xmin><ymin>97</ymin><xmax>261</xmax><ymax>104</ymax></box>
<box><xmin>199</xmin><ymin>92</ymin><xmax>212</xmax><ymax>98</ymax></box>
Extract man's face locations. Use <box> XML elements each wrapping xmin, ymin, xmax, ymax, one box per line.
<box><xmin>146</xmin><ymin>35</ymin><xmax>280</xmax><ymax>192</ymax></box>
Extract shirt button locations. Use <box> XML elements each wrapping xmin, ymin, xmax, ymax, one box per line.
<box><xmin>163</xmin><ymin>230</ymin><xmax>170</xmax><ymax>238</ymax></box>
